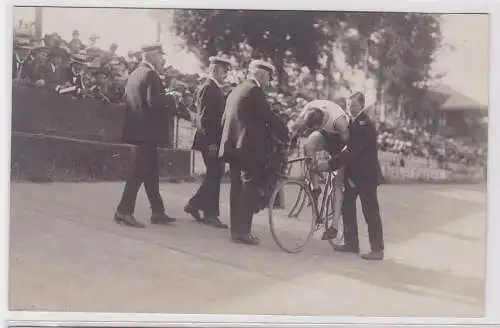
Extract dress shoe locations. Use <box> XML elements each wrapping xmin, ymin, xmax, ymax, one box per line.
<box><xmin>321</xmin><ymin>226</ymin><xmax>338</xmax><ymax>240</ymax></box>
<box><xmin>203</xmin><ymin>217</ymin><xmax>228</xmax><ymax>229</ymax></box>
<box><xmin>231</xmin><ymin>234</ymin><xmax>260</xmax><ymax>245</ymax></box>
<box><xmin>333</xmin><ymin>244</ymin><xmax>359</xmax><ymax>254</ymax></box>
<box><xmin>184</xmin><ymin>204</ymin><xmax>202</xmax><ymax>222</ymax></box>
<box><xmin>114</xmin><ymin>212</ymin><xmax>146</xmax><ymax>228</ymax></box>
<box><xmin>360</xmin><ymin>250</ymin><xmax>384</xmax><ymax>261</ymax></box>
<box><xmin>151</xmin><ymin>213</ymin><xmax>177</xmax><ymax>225</ymax></box>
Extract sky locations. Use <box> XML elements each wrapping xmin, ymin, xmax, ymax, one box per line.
<box><xmin>13</xmin><ymin>7</ymin><xmax>489</xmax><ymax>106</ymax></box>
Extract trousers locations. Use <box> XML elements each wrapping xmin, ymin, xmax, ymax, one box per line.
<box><xmin>229</xmin><ymin>161</ymin><xmax>265</xmax><ymax>236</ymax></box>
<box><xmin>116</xmin><ymin>143</ymin><xmax>165</xmax><ymax>215</ymax></box>
<box><xmin>188</xmin><ymin>149</ymin><xmax>224</xmax><ymax>217</ymax></box>
<box><xmin>342</xmin><ymin>184</ymin><xmax>384</xmax><ymax>252</ymax></box>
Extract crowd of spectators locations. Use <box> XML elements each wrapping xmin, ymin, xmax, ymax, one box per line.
<box><xmin>12</xmin><ymin>24</ymin><xmax>486</xmax><ymax>169</ymax></box>
<box><xmin>263</xmin><ymin>92</ymin><xmax>487</xmax><ymax>169</ymax></box>
<box><xmin>12</xmin><ymin>25</ymin><xmax>191</xmax><ymax>105</ymax></box>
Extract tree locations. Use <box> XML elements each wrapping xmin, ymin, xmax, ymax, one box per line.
<box><xmin>170</xmin><ymin>9</ymin><xmax>344</xmax><ymax>90</ymax></box>
<box><xmin>341</xmin><ymin>13</ymin><xmax>442</xmax><ymax>122</ymax></box>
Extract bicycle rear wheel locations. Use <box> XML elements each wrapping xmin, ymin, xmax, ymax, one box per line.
<box><xmin>268</xmin><ymin>179</ymin><xmax>317</xmax><ymax>253</ymax></box>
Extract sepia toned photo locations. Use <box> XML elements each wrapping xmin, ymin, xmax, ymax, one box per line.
<box><xmin>9</xmin><ymin>6</ymin><xmax>488</xmax><ymax>318</ymax></box>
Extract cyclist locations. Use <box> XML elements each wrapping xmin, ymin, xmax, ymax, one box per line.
<box><xmin>289</xmin><ymin>98</ymin><xmax>350</xmax><ymax>241</ymax></box>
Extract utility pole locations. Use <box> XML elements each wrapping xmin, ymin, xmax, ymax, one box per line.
<box><xmin>34</xmin><ymin>7</ymin><xmax>43</xmax><ymax>39</ymax></box>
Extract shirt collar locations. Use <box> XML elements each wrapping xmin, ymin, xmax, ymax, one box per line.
<box><xmin>208</xmin><ymin>76</ymin><xmax>223</xmax><ymax>89</ymax></box>
<box><xmin>251</xmin><ymin>78</ymin><xmax>261</xmax><ymax>88</ymax></box>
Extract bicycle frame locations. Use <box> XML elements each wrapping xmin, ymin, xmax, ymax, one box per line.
<box><xmin>283</xmin><ymin>156</ymin><xmax>338</xmax><ymax>230</ymax></box>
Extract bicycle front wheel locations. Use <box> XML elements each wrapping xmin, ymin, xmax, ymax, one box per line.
<box><xmin>268</xmin><ymin>179</ymin><xmax>317</xmax><ymax>253</ymax></box>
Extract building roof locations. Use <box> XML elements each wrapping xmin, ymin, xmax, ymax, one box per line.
<box><xmin>429</xmin><ymin>84</ymin><xmax>488</xmax><ymax>113</ymax></box>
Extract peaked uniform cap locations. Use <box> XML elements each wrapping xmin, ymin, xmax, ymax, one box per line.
<box><xmin>249</xmin><ymin>59</ymin><xmax>275</xmax><ymax>74</ymax></box>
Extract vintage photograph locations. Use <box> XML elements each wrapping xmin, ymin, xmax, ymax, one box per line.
<box><xmin>9</xmin><ymin>6</ymin><xmax>488</xmax><ymax>317</ymax></box>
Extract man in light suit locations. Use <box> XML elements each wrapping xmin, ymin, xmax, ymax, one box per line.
<box><xmin>219</xmin><ymin>60</ymin><xmax>289</xmax><ymax>245</ymax></box>
<box><xmin>185</xmin><ymin>56</ymin><xmax>232</xmax><ymax>229</ymax></box>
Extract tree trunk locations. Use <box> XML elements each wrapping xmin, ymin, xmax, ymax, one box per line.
<box><xmin>326</xmin><ymin>50</ymin><xmax>335</xmax><ymax>100</ymax></box>
<box><xmin>273</xmin><ymin>53</ymin><xmax>288</xmax><ymax>93</ymax></box>
<box><xmin>396</xmin><ymin>94</ymin><xmax>404</xmax><ymax>120</ymax></box>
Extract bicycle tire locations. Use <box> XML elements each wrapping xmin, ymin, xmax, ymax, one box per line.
<box><xmin>268</xmin><ymin>179</ymin><xmax>317</xmax><ymax>254</ymax></box>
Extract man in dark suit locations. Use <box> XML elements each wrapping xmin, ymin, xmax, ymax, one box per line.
<box><xmin>185</xmin><ymin>56</ymin><xmax>232</xmax><ymax>229</ymax></box>
<box><xmin>44</xmin><ymin>48</ymin><xmax>70</xmax><ymax>90</ymax></box>
<box><xmin>327</xmin><ymin>92</ymin><xmax>385</xmax><ymax>260</ymax></box>
<box><xmin>114</xmin><ymin>43</ymin><xmax>177</xmax><ymax>228</ymax></box>
<box><xmin>219</xmin><ymin>60</ymin><xmax>289</xmax><ymax>245</ymax></box>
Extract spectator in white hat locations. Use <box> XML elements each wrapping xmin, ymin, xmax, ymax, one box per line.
<box><xmin>218</xmin><ymin>59</ymin><xmax>289</xmax><ymax>245</ymax></box>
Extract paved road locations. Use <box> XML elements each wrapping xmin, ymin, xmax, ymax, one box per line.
<box><xmin>9</xmin><ymin>181</ymin><xmax>486</xmax><ymax>317</ymax></box>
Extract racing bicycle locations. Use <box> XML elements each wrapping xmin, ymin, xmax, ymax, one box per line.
<box><xmin>268</xmin><ymin>148</ymin><xmax>342</xmax><ymax>254</ymax></box>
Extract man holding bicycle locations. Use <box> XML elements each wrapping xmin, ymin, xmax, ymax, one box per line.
<box><xmin>328</xmin><ymin>92</ymin><xmax>385</xmax><ymax>261</ymax></box>
<box><xmin>289</xmin><ymin>98</ymin><xmax>350</xmax><ymax>242</ymax></box>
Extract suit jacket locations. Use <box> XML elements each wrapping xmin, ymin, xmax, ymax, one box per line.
<box><xmin>192</xmin><ymin>78</ymin><xmax>226</xmax><ymax>151</ymax></box>
<box><xmin>329</xmin><ymin>112</ymin><xmax>382</xmax><ymax>189</ymax></box>
<box><xmin>19</xmin><ymin>60</ymin><xmax>35</xmax><ymax>81</ymax></box>
<box><xmin>45</xmin><ymin>64</ymin><xmax>70</xmax><ymax>89</ymax></box>
<box><xmin>218</xmin><ymin>79</ymin><xmax>289</xmax><ymax>169</ymax></box>
<box><xmin>122</xmin><ymin>62</ymin><xmax>175</xmax><ymax>146</ymax></box>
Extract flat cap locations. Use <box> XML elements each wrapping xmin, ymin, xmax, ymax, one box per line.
<box><xmin>249</xmin><ymin>59</ymin><xmax>275</xmax><ymax>74</ymax></box>
<box><xmin>141</xmin><ymin>43</ymin><xmax>165</xmax><ymax>54</ymax></box>
<box><xmin>209</xmin><ymin>56</ymin><xmax>232</xmax><ymax>67</ymax></box>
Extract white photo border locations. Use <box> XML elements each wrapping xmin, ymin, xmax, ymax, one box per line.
<box><xmin>1</xmin><ymin>0</ymin><xmax>499</xmax><ymax>327</ymax></box>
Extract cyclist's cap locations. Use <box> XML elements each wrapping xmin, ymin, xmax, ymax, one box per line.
<box><xmin>209</xmin><ymin>56</ymin><xmax>233</xmax><ymax>67</ymax></box>
<box><xmin>249</xmin><ymin>59</ymin><xmax>275</xmax><ymax>75</ymax></box>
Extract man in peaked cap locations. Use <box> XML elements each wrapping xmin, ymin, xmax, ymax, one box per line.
<box><xmin>115</xmin><ymin>43</ymin><xmax>178</xmax><ymax>228</ymax></box>
<box><xmin>219</xmin><ymin>59</ymin><xmax>289</xmax><ymax>245</ymax></box>
<box><xmin>185</xmin><ymin>55</ymin><xmax>232</xmax><ymax>229</ymax></box>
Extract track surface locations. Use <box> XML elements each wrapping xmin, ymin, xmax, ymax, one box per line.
<box><xmin>9</xmin><ymin>182</ymin><xmax>486</xmax><ymax>317</ymax></box>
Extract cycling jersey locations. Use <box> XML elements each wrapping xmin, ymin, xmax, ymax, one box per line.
<box><xmin>290</xmin><ymin>99</ymin><xmax>348</xmax><ymax>135</ymax></box>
